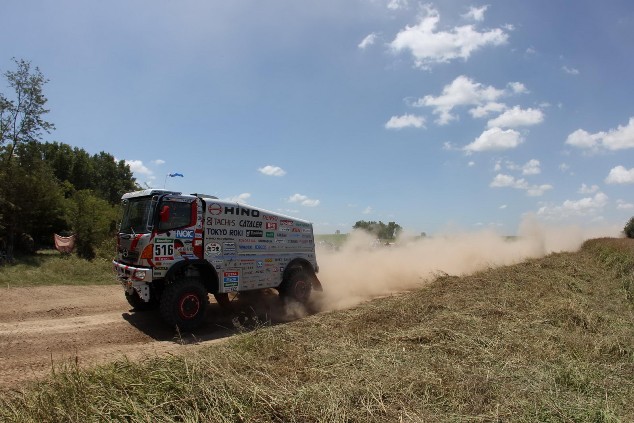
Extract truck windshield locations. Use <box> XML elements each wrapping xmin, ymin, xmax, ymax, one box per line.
<box><xmin>119</xmin><ymin>197</ymin><xmax>155</xmax><ymax>234</ymax></box>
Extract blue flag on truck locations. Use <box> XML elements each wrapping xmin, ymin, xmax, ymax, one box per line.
<box><xmin>169</xmin><ymin>173</ymin><xmax>184</xmax><ymax>177</ymax></box>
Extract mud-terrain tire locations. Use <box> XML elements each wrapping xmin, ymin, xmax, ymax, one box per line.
<box><xmin>279</xmin><ymin>270</ymin><xmax>313</xmax><ymax>304</ymax></box>
<box><xmin>160</xmin><ymin>277</ymin><xmax>209</xmax><ymax>331</ymax></box>
<box><xmin>125</xmin><ymin>290</ymin><xmax>153</xmax><ymax>311</ymax></box>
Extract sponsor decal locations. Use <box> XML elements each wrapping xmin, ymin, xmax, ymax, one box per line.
<box><xmin>254</xmin><ymin>245</ymin><xmax>267</xmax><ymax>250</ymax></box>
<box><xmin>225</xmin><ymin>206</ymin><xmax>260</xmax><ymax>217</ymax></box>
<box><xmin>154</xmin><ymin>238</ymin><xmax>174</xmax><ymax>261</ymax></box>
<box><xmin>280</xmin><ymin>219</ymin><xmax>294</xmax><ymax>226</ymax></box>
<box><xmin>265</xmin><ymin>231</ymin><xmax>275</xmax><ymax>238</ymax></box>
<box><xmin>246</xmin><ymin>230</ymin><xmax>263</xmax><ymax>238</ymax></box>
<box><xmin>291</xmin><ymin>227</ymin><xmax>302</xmax><ymax>233</ymax></box>
<box><xmin>208</xmin><ymin>203</ymin><xmax>222</xmax><ymax>215</ymax></box>
<box><xmin>265</xmin><ymin>222</ymin><xmax>277</xmax><ymax>230</ymax></box>
<box><xmin>302</xmin><ymin>228</ymin><xmax>312</xmax><ymax>233</ymax></box>
<box><xmin>263</xmin><ymin>215</ymin><xmax>278</xmax><ymax>221</ymax></box>
<box><xmin>257</xmin><ymin>261</ymin><xmax>263</xmax><ymax>268</ymax></box>
<box><xmin>205</xmin><ymin>242</ymin><xmax>222</xmax><ymax>255</ymax></box>
<box><xmin>212</xmin><ymin>259</ymin><xmax>224</xmax><ymax>267</ymax></box>
<box><xmin>239</xmin><ymin>220</ymin><xmax>262</xmax><ymax>228</ymax></box>
<box><xmin>295</xmin><ymin>222</ymin><xmax>310</xmax><ymax>228</ymax></box>
<box><xmin>223</xmin><ymin>242</ymin><xmax>236</xmax><ymax>254</ymax></box>
<box><xmin>206</xmin><ymin>228</ymin><xmax>245</xmax><ymax>237</ymax></box>
<box><xmin>175</xmin><ymin>229</ymin><xmax>195</xmax><ymax>239</ymax></box>
<box><xmin>279</xmin><ymin>227</ymin><xmax>291</xmax><ymax>232</ymax></box>
<box><xmin>206</xmin><ymin>217</ymin><xmax>236</xmax><ymax>226</ymax></box>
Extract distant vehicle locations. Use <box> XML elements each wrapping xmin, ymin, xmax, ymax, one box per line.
<box><xmin>113</xmin><ymin>189</ymin><xmax>321</xmax><ymax>330</ymax></box>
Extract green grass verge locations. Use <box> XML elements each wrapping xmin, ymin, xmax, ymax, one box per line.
<box><xmin>0</xmin><ymin>250</ymin><xmax>116</xmax><ymax>288</ymax></box>
<box><xmin>1</xmin><ymin>239</ymin><xmax>633</xmax><ymax>421</ymax></box>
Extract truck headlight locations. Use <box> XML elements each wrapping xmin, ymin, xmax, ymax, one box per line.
<box><xmin>133</xmin><ymin>270</ymin><xmax>147</xmax><ymax>280</ymax></box>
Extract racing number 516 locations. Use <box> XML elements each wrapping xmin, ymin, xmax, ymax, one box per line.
<box><xmin>155</xmin><ymin>243</ymin><xmax>173</xmax><ymax>256</ymax></box>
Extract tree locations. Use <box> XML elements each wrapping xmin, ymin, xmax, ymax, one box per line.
<box><xmin>67</xmin><ymin>190</ymin><xmax>118</xmax><ymax>259</ymax></box>
<box><xmin>0</xmin><ymin>58</ymin><xmax>54</xmax><ymax>165</ymax></box>
<box><xmin>353</xmin><ymin>220</ymin><xmax>402</xmax><ymax>240</ymax></box>
<box><xmin>624</xmin><ymin>217</ymin><xmax>634</xmax><ymax>239</ymax></box>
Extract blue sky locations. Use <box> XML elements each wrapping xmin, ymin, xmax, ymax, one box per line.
<box><xmin>2</xmin><ymin>0</ymin><xmax>634</xmax><ymax>235</ymax></box>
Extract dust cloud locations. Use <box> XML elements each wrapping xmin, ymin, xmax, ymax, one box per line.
<box><xmin>314</xmin><ymin>217</ymin><xmax>620</xmax><ymax>311</ymax></box>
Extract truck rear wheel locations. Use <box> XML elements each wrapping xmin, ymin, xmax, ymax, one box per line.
<box><xmin>280</xmin><ymin>270</ymin><xmax>313</xmax><ymax>304</ymax></box>
<box><xmin>160</xmin><ymin>277</ymin><xmax>209</xmax><ymax>331</ymax></box>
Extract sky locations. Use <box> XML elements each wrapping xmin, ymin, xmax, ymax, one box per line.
<box><xmin>2</xmin><ymin>0</ymin><xmax>634</xmax><ymax>235</ymax></box>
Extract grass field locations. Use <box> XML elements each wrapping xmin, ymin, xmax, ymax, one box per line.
<box><xmin>0</xmin><ymin>249</ymin><xmax>116</xmax><ymax>288</ymax></box>
<box><xmin>1</xmin><ymin>238</ymin><xmax>633</xmax><ymax>422</ymax></box>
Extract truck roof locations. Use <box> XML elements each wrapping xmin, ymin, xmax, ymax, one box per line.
<box><xmin>121</xmin><ymin>189</ymin><xmax>181</xmax><ymax>199</ymax></box>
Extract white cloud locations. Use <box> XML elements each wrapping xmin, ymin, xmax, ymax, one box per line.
<box><xmin>416</xmin><ymin>75</ymin><xmax>506</xmax><ymax>124</ymax></box>
<box><xmin>617</xmin><ymin>199</ymin><xmax>634</xmax><ymax>210</ymax></box>
<box><xmin>469</xmin><ymin>102</ymin><xmax>506</xmax><ymax>118</ymax></box>
<box><xmin>565</xmin><ymin>129</ymin><xmax>604</xmax><ymax>149</ymax></box>
<box><xmin>578</xmin><ymin>183</ymin><xmax>599</xmax><ymax>194</ymax></box>
<box><xmin>501</xmin><ymin>159</ymin><xmax>540</xmax><ymax>175</ymax></box>
<box><xmin>508</xmin><ymin>82</ymin><xmax>528</xmax><ymax>94</ymax></box>
<box><xmin>152</xmin><ymin>159</ymin><xmax>165</xmax><ymax>165</ymax></box>
<box><xmin>288</xmin><ymin>193</ymin><xmax>320</xmax><ymax>207</ymax></box>
<box><xmin>387</xmin><ymin>0</ymin><xmax>408</xmax><ymax>10</ymax></box>
<box><xmin>526</xmin><ymin>184</ymin><xmax>553</xmax><ymax>197</ymax></box>
<box><xmin>521</xmin><ymin>159</ymin><xmax>541</xmax><ymax>175</ymax></box>
<box><xmin>125</xmin><ymin>159</ymin><xmax>152</xmax><ymax>176</ymax></box>
<box><xmin>605</xmin><ymin>165</ymin><xmax>634</xmax><ymax>184</ymax></box>
<box><xmin>389</xmin><ymin>5</ymin><xmax>508</xmax><ymax>69</ymax></box>
<box><xmin>490</xmin><ymin>173</ymin><xmax>526</xmax><ymax>188</ymax></box>
<box><xmin>258</xmin><ymin>165</ymin><xmax>286</xmax><ymax>177</ymax></box>
<box><xmin>562</xmin><ymin>66</ymin><xmax>580</xmax><ymax>75</ymax></box>
<box><xmin>462</xmin><ymin>5</ymin><xmax>488</xmax><ymax>21</ymax></box>
<box><xmin>565</xmin><ymin>117</ymin><xmax>634</xmax><ymax>152</ymax></box>
<box><xmin>537</xmin><ymin>192</ymin><xmax>608</xmax><ymax>219</ymax></box>
<box><xmin>385</xmin><ymin>114</ymin><xmax>426</xmax><ymax>129</ymax></box>
<box><xmin>499</xmin><ymin>204</ymin><xmax>507</xmax><ymax>209</ymax></box>
<box><xmin>224</xmin><ymin>193</ymin><xmax>251</xmax><ymax>204</ymax></box>
<box><xmin>362</xmin><ymin>206</ymin><xmax>373</xmax><ymax>214</ymax></box>
<box><xmin>468</xmin><ymin>161</ymin><xmax>475</xmax><ymax>167</ymax></box>
<box><xmin>490</xmin><ymin>173</ymin><xmax>552</xmax><ymax>196</ymax></box>
<box><xmin>358</xmin><ymin>33</ymin><xmax>377</xmax><ymax>49</ymax></box>
<box><xmin>487</xmin><ymin>106</ymin><xmax>544</xmax><ymax>128</ymax></box>
<box><xmin>464</xmin><ymin>127</ymin><xmax>523</xmax><ymax>152</ymax></box>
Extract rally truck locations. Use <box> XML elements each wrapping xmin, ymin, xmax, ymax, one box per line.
<box><xmin>113</xmin><ymin>189</ymin><xmax>322</xmax><ymax>330</ymax></box>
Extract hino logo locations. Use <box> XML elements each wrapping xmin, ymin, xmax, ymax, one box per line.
<box><xmin>225</xmin><ymin>206</ymin><xmax>260</xmax><ymax>217</ymax></box>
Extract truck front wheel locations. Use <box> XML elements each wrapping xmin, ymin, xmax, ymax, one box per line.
<box><xmin>160</xmin><ymin>277</ymin><xmax>209</xmax><ymax>331</ymax></box>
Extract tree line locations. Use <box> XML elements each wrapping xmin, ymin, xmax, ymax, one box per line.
<box><xmin>0</xmin><ymin>58</ymin><xmax>138</xmax><ymax>259</ymax></box>
<box><xmin>353</xmin><ymin>220</ymin><xmax>402</xmax><ymax>240</ymax></box>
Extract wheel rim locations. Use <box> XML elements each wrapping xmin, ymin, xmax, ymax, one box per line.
<box><xmin>178</xmin><ymin>293</ymin><xmax>200</xmax><ymax>320</ymax></box>
<box><xmin>293</xmin><ymin>280</ymin><xmax>310</xmax><ymax>301</ymax></box>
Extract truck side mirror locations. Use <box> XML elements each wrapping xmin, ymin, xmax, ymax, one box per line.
<box><xmin>159</xmin><ymin>205</ymin><xmax>170</xmax><ymax>223</ymax></box>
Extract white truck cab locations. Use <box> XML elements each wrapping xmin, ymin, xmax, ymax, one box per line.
<box><xmin>113</xmin><ymin>189</ymin><xmax>321</xmax><ymax>330</ymax></box>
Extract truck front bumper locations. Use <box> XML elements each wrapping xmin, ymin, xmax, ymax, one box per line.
<box><xmin>113</xmin><ymin>261</ymin><xmax>154</xmax><ymax>302</ymax></box>
<box><xmin>112</xmin><ymin>260</ymin><xmax>153</xmax><ymax>283</ymax></box>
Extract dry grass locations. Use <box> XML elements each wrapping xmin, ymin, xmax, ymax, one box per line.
<box><xmin>1</xmin><ymin>238</ymin><xmax>633</xmax><ymax>422</ymax></box>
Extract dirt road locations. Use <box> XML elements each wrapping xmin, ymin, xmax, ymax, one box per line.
<box><xmin>0</xmin><ymin>284</ymin><xmax>293</xmax><ymax>389</ymax></box>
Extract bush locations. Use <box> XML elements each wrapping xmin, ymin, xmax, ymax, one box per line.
<box><xmin>624</xmin><ymin>217</ymin><xmax>634</xmax><ymax>239</ymax></box>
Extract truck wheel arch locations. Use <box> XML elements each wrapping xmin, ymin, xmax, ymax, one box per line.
<box><xmin>165</xmin><ymin>260</ymin><xmax>220</xmax><ymax>294</ymax></box>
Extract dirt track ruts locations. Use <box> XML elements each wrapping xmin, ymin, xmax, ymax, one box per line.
<box><xmin>0</xmin><ymin>284</ymin><xmax>290</xmax><ymax>389</ymax></box>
